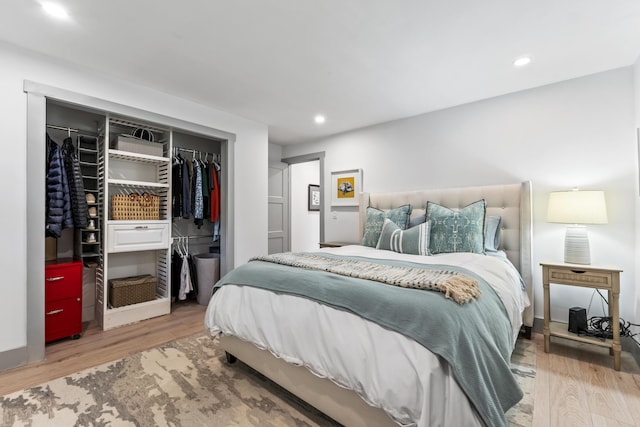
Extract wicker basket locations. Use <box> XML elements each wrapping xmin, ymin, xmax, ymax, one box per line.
<box><xmin>108</xmin><ymin>274</ymin><xmax>157</xmax><ymax>307</ymax></box>
<box><xmin>111</xmin><ymin>192</ymin><xmax>160</xmax><ymax>220</ymax></box>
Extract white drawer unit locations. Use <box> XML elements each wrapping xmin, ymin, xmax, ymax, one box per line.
<box><xmin>107</xmin><ymin>222</ymin><xmax>169</xmax><ymax>253</ymax></box>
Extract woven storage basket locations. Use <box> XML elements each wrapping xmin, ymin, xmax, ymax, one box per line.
<box><xmin>111</xmin><ymin>192</ymin><xmax>160</xmax><ymax>220</ymax></box>
<box><xmin>108</xmin><ymin>274</ymin><xmax>157</xmax><ymax>307</ymax></box>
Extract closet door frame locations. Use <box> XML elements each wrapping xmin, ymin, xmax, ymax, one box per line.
<box><xmin>24</xmin><ymin>80</ymin><xmax>236</xmax><ymax>365</ymax></box>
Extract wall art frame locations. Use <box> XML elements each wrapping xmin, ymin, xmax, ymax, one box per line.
<box><xmin>330</xmin><ymin>168</ymin><xmax>362</xmax><ymax>207</ymax></box>
<box><xmin>308</xmin><ymin>184</ymin><xmax>320</xmax><ymax>211</ymax></box>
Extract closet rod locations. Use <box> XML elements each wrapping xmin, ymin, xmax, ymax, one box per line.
<box><xmin>46</xmin><ymin>124</ymin><xmax>100</xmax><ymax>137</ymax></box>
<box><xmin>172</xmin><ymin>234</ymin><xmax>214</xmax><ymax>240</ymax></box>
<box><xmin>176</xmin><ymin>147</ymin><xmax>197</xmax><ymax>155</ymax></box>
<box><xmin>47</xmin><ymin>124</ymin><xmax>79</xmax><ymax>134</ymax></box>
<box><xmin>175</xmin><ymin>147</ymin><xmax>220</xmax><ymax>162</ymax></box>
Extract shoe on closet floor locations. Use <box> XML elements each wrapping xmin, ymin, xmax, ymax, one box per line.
<box><xmin>86</xmin><ymin>233</ymin><xmax>96</xmax><ymax>243</ymax></box>
<box><xmin>86</xmin><ymin>219</ymin><xmax>96</xmax><ymax>230</ymax></box>
<box><xmin>88</xmin><ymin>207</ymin><xmax>97</xmax><ymax>218</ymax></box>
<box><xmin>86</xmin><ymin>193</ymin><xmax>96</xmax><ymax>204</ymax></box>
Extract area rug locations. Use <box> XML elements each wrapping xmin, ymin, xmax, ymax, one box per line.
<box><xmin>0</xmin><ymin>334</ymin><xmax>535</xmax><ymax>426</ymax></box>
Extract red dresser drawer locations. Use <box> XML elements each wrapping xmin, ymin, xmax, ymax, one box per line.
<box><xmin>45</xmin><ymin>260</ymin><xmax>83</xmax><ymax>343</ymax></box>
<box><xmin>45</xmin><ymin>261</ymin><xmax>82</xmax><ymax>301</ymax></box>
<box><xmin>45</xmin><ymin>297</ymin><xmax>82</xmax><ymax>342</ymax></box>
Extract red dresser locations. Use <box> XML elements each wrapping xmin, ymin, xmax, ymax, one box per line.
<box><xmin>45</xmin><ymin>259</ymin><xmax>83</xmax><ymax>343</ymax></box>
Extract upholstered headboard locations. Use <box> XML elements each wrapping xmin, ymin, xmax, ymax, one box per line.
<box><xmin>358</xmin><ymin>181</ymin><xmax>533</xmax><ymax>328</ymax></box>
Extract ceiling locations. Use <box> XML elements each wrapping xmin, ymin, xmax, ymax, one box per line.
<box><xmin>1</xmin><ymin>1</ymin><xmax>640</xmax><ymax>145</ymax></box>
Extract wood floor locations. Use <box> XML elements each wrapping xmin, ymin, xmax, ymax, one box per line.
<box><xmin>0</xmin><ymin>301</ymin><xmax>207</xmax><ymax>396</ymax></box>
<box><xmin>532</xmin><ymin>333</ymin><xmax>640</xmax><ymax>427</ymax></box>
<box><xmin>1</xmin><ymin>306</ymin><xmax>639</xmax><ymax>427</ymax></box>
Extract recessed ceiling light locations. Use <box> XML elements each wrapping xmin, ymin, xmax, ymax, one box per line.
<box><xmin>314</xmin><ymin>115</ymin><xmax>326</xmax><ymax>124</ymax></box>
<box><xmin>42</xmin><ymin>2</ymin><xmax>69</xmax><ymax>20</ymax></box>
<box><xmin>513</xmin><ymin>57</ymin><xmax>532</xmax><ymax>67</ymax></box>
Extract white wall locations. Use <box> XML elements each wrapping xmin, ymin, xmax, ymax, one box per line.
<box><xmin>282</xmin><ymin>67</ymin><xmax>637</xmax><ymax>326</ymax></box>
<box><xmin>290</xmin><ymin>161</ymin><xmax>320</xmax><ymax>251</ymax></box>
<box><xmin>0</xmin><ymin>42</ymin><xmax>268</xmax><ymax>354</ymax></box>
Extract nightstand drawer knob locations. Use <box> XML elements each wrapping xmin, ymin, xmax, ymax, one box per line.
<box><xmin>46</xmin><ymin>276</ymin><xmax>65</xmax><ymax>282</ymax></box>
<box><xmin>46</xmin><ymin>309</ymin><xmax>64</xmax><ymax>315</ymax></box>
<box><xmin>570</xmin><ymin>270</ymin><xmax>586</xmax><ymax>274</ymax></box>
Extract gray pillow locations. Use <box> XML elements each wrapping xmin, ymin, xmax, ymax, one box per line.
<box><xmin>484</xmin><ymin>215</ymin><xmax>502</xmax><ymax>252</ymax></box>
<box><xmin>362</xmin><ymin>205</ymin><xmax>412</xmax><ymax>247</ymax></box>
<box><xmin>427</xmin><ymin>200</ymin><xmax>486</xmax><ymax>254</ymax></box>
<box><xmin>376</xmin><ymin>218</ymin><xmax>430</xmax><ymax>255</ymax></box>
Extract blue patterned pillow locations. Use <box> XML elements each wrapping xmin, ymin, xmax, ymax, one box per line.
<box><xmin>362</xmin><ymin>205</ymin><xmax>412</xmax><ymax>247</ymax></box>
<box><xmin>427</xmin><ymin>200</ymin><xmax>486</xmax><ymax>254</ymax></box>
<box><xmin>377</xmin><ymin>218</ymin><xmax>431</xmax><ymax>255</ymax></box>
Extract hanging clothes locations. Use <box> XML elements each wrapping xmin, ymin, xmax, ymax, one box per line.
<box><xmin>178</xmin><ymin>251</ymin><xmax>193</xmax><ymax>300</ymax></box>
<box><xmin>210</xmin><ymin>160</ymin><xmax>221</xmax><ymax>241</ymax></box>
<box><xmin>192</xmin><ymin>159</ymin><xmax>203</xmax><ymax>227</ymax></box>
<box><xmin>45</xmin><ymin>134</ymin><xmax>73</xmax><ymax>237</ymax></box>
<box><xmin>202</xmin><ymin>160</ymin><xmax>210</xmax><ymax>220</ymax></box>
<box><xmin>62</xmin><ymin>137</ymin><xmax>88</xmax><ymax>228</ymax></box>
<box><xmin>171</xmin><ymin>249</ymin><xmax>183</xmax><ymax>301</ymax></box>
<box><xmin>172</xmin><ymin>153</ymin><xmax>184</xmax><ymax>218</ymax></box>
<box><xmin>210</xmin><ymin>161</ymin><xmax>220</xmax><ymax>222</ymax></box>
<box><xmin>181</xmin><ymin>159</ymin><xmax>191</xmax><ymax>219</ymax></box>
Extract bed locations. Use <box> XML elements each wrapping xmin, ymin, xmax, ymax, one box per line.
<box><xmin>205</xmin><ymin>181</ymin><xmax>533</xmax><ymax>427</ymax></box>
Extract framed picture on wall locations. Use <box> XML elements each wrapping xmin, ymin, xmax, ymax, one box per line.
<box><xmin>308</xmin><ymin>184</ymin><xmax>320</xmax><ymax>211</ymax></box>
<box><xmin>330</xmin><ymin>168</ymin><xmax>363</xmax><ymax>207</ymax></box>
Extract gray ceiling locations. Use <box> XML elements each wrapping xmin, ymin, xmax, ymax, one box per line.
<box><xmin>2</xmin><ymin>1</ymin><xmax>640</xmax><ymax>144</ymax></box>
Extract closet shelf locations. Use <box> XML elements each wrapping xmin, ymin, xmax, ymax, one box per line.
<box><xmin>107</xmin><ymin>219</ymin><xmax>170</xmax><ymax>225</ymax></box>
<box><xmin>108</xmin><ymin>149</ymin><xmax>169</xmax><ymax>164</ymax></box>
<box><xmin>105</xmin><ymin>295</ymin><xmax>170</xmax><ymax>316</ymax></box>
<box><xmin>81</xmin><ymin>251</ymin><xmax>101</xmax><ymax>257</ymax></box>
<box><xmin>107</xmin><ymin>179</ymin><xmax>169</xmax><ymax>189</ymax></box>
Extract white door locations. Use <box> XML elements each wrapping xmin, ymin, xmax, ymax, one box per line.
<box><xmin>268</xmin><ymin>162</ymin><xmax>289</xmax><ymax>254</ymax></box>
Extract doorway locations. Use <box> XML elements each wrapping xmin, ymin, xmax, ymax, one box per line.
<box><xmin>282</xmin><ymin>152</ymin><xmax>325</xmax><ymax>251</ymax></box>
<box><xmin>289</xmin><ymin>161</ymin><xmax>320</xmax><ymax>251</ymax></box>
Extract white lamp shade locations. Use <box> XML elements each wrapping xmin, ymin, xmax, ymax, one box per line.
<box><xmin>547</xmin><ymin>190</ymin><xmax>608</xmax><ymax>224</ymax></box>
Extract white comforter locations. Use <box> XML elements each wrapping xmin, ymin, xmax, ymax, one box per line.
<box><xmin>205</xmin><ymin>246</ymin><xmax>529</xmax><ymax>426</ymax></box>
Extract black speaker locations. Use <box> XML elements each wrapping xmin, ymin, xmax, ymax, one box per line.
<box><xmin>568</xmin><ymin>307</ymin><xmax>587</xmax><ymax>334</ymax></box>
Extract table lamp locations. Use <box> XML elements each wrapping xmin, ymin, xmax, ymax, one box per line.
<box><xmin>547</xmin><ymin>189</ymin><xmax>607</xmax><ymax>265</ymax></box>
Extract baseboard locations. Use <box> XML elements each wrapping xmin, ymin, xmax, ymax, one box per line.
<box><xmin>622</xmin><ymin>336</ymin><xmax>640</xmax><ymax>368</ymax></box>
<box><xmin>533</xmin><ymin>317</ymin><xmax>543</xmax><ymax>333</ymax></box>
<box><xmin>0</xmin><ymin>345</ymin><xmax>27</xmax><ymax>372</ymax></box>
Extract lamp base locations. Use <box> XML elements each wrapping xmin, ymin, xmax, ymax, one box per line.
<box><xmin>564</xmin><ymin>225</ymin><xmax>591</xmax><ymax>265</ymax></box>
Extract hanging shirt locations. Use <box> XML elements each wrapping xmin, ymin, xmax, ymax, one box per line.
<box><xmin>181</xmin><ymin>160</ymin><xmax>191</xmax><ymax>219</ymax></box>
<box><xmin>202</xmin><ymin>162</ymin><xmax>210</xmax><ymax>220</ymax></box>
<box><xmin>210</xmin><ymin>161</ymin><xmax>220</xmax><ymax>223</ymax></box>
<box><xmin>178</xmin><ymin>253</ymin><xmax>193</xmax><ymax>300</ymax></box>
<box><xmin>172</xmin><ymin>156</ymin><xmax>183</xmax><ymax>218</ymax></box>
<box><xmin>193</xmin><ymin>160</ymin><xmax>204</xmax><ymax>228</ymax></box>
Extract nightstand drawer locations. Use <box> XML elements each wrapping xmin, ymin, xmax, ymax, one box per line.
<box><xmin>547</xmin><ymin>267</ymin><xmax>613</xmax><ymax>289</ymax></box>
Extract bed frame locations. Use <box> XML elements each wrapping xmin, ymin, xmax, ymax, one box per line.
<box><xmin>222</xmin><ymin>181</ymin><xmax>533</xmax><ymax>427</ymax></box>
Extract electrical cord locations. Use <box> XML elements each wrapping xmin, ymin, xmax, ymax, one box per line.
<box><xmin>582</xmin><ymin>290</ymin><xmax>640</xmax><ymax>344</ymax></box>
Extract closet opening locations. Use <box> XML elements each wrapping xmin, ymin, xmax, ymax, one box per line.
<box><xmin>25</xmin><ymin>81</ymin><xmax>236</xmax><ymax>367</ymax></box>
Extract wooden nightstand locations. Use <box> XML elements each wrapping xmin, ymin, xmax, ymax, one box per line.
<box><xmin>541</xmin><ymin>262</ymin><xmax>622</xmax><ymax>370</ymax></box>
<box><xmin>319</xmin><ymin>242</ymin><xmax>358</xmax><ymax>248</ymax></box>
